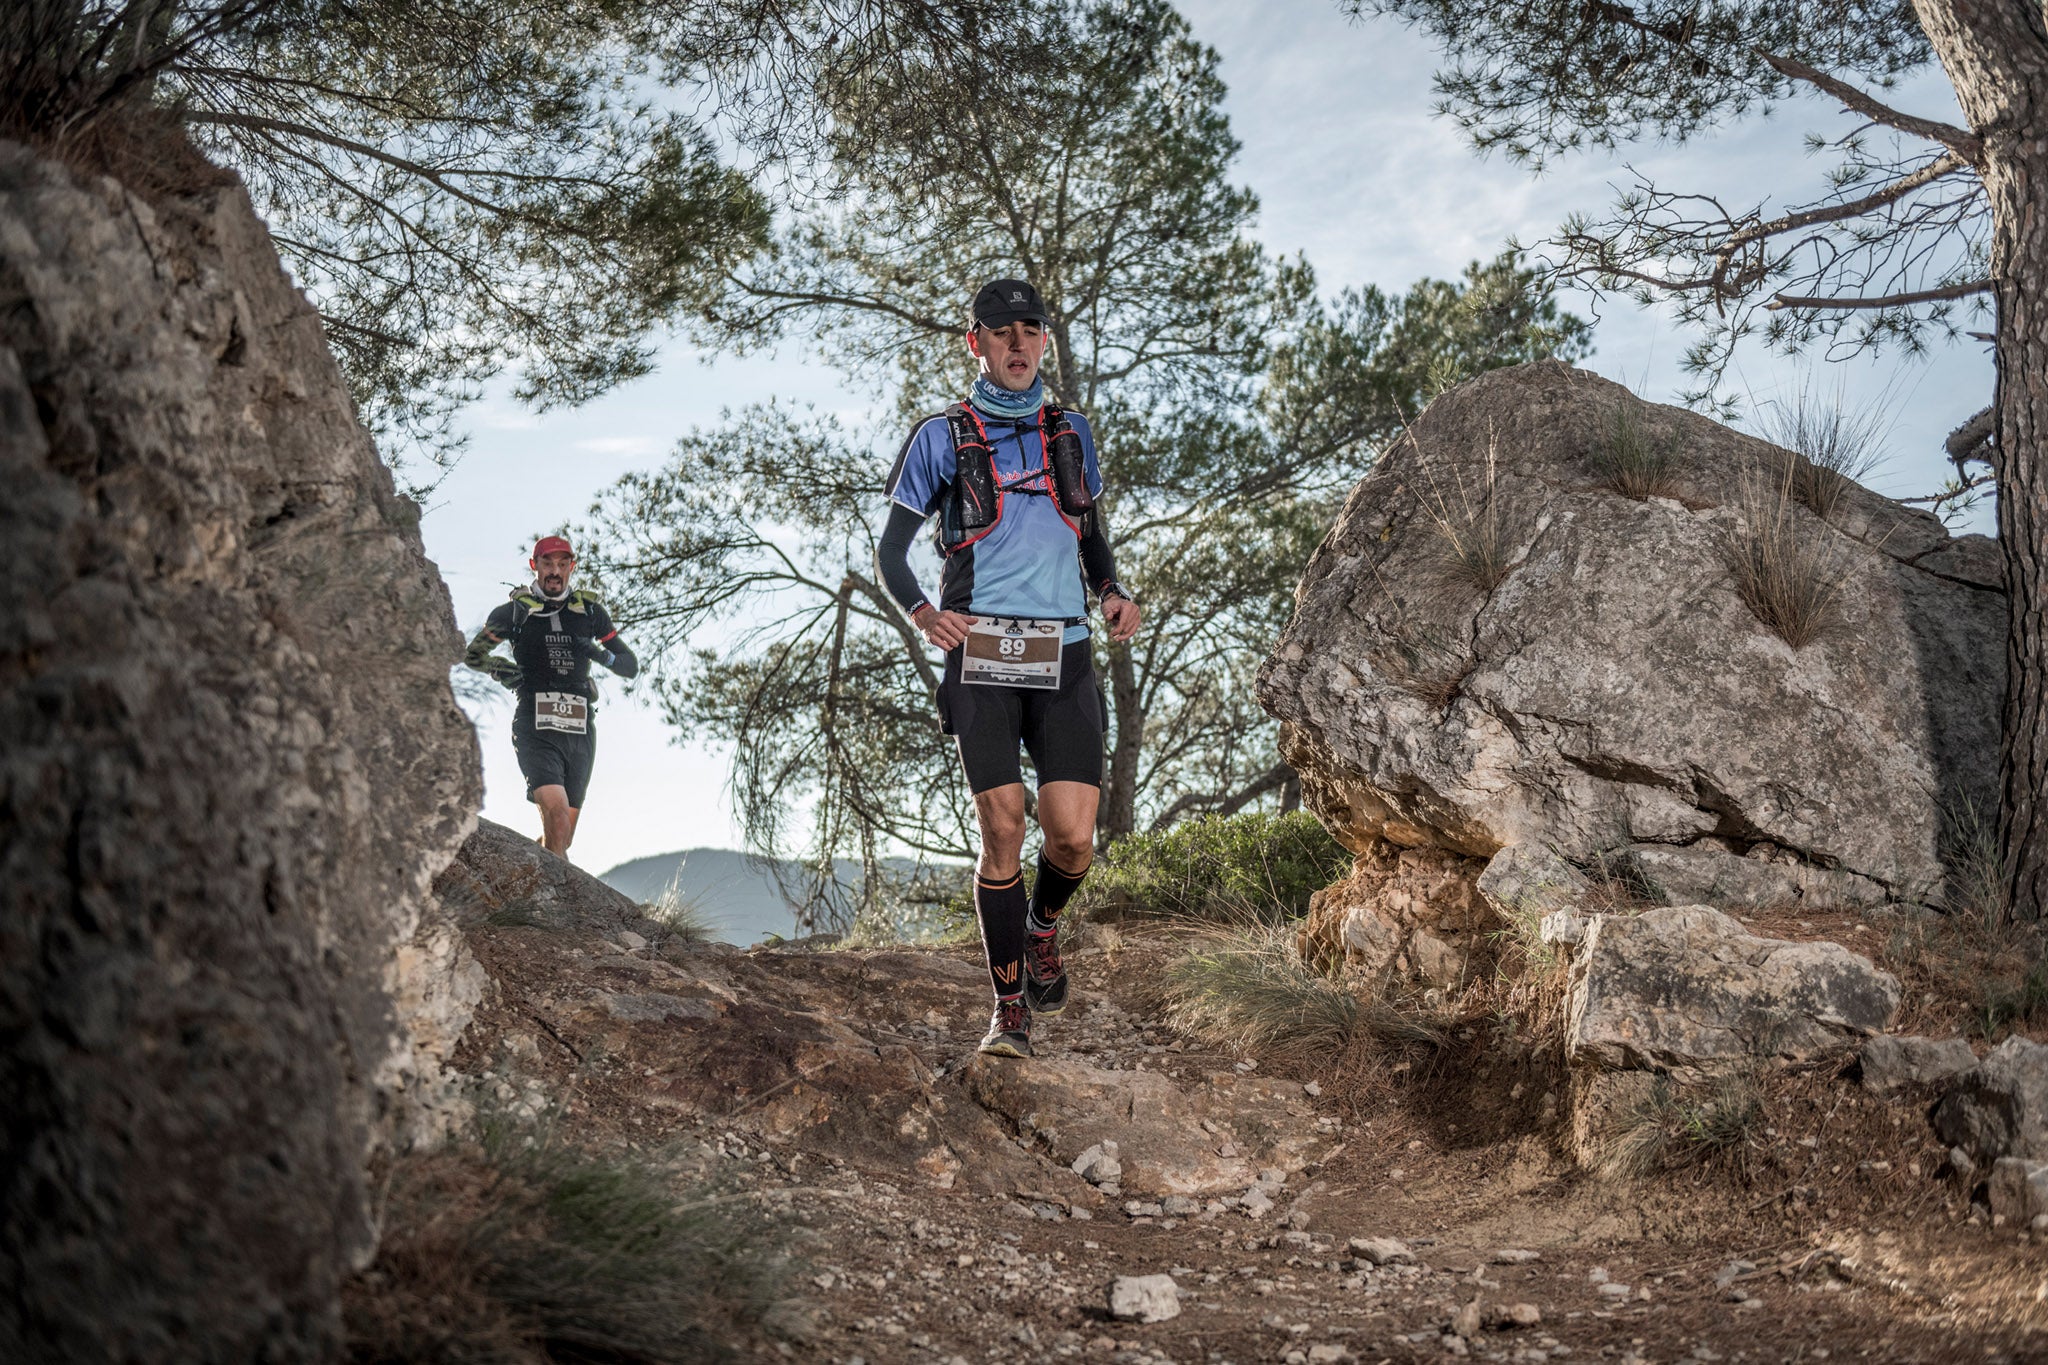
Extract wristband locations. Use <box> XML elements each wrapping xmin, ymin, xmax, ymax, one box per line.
<box><xmin>1099</xmin><ymin>581</ymin><xmax>1135</xmax><ymax>607</ymax></box>
<box><xmin>910</xmin><ymin>602</ymin><xmax>937</xmax><ymax>625</ymax></box>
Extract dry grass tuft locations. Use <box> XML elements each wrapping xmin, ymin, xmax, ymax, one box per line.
<box><xmin>1869</xmin><ymin>797</ymin><xmax>2048</xmax><ymax>1041</ymax></box>
<box><xmin>345</xmin><ymin>1118</ymin><xmax>781</xmax><ymax>1363</ymax></box>
<box><xmin>1756</xmin><ymin>382</ymin><xmax>1889</xmax><ymax>520</ymax></box>
<box><xmin>1590</xmin><ymin>395</ymin><xmax>1683</xmax><ymax>501</ymax></box>
<box><xmin>1165</xmin><ymin>927</ymin><xmax>1445</xmax><ymax>1064</ymax></box>
<box><xmin>1600</xmin><ymin>1069</ymin><xmax>1766</xmax><ymax>1181</ymax></box>
<box><xmin>1725</xmin><ymin>466</ymin><xmax>1857</xmax><ymax>649</ymax></box>
<box><xmin>1410</xmin><ymin>434</ymin><xmax>1516</xmax><ymax>595</ymax></box>
<box><xmin>1879</xmin><ymin>909</ymin><xmax>2048</xmax><ymax>1044</ymax></box>
<box><xmin>646</xmin><ymin>878</ymin><xmax>717</xmax><ymax>944</ymax></box>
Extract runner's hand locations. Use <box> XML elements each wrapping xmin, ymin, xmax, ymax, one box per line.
<box><xmin>919</xmin><ymin>609</ymin><xmax>974</xmax><ymax>651</ymax></box>
<box><xmin>1103</xmin><ymin>595</ymin><xmax>1140</xmax><ymax>644</ymax></box>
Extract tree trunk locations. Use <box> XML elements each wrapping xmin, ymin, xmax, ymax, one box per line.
<box><xmin>1914</xmin><ymin>1</ymin><xmax>2048</xmax><ymax>920</ymax></box>
<box><xmin>1100</xmin><ymin>638</ymin><xmax>1142</xmax><ymax>843</ymax></box>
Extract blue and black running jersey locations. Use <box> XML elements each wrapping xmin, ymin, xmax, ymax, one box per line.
<box><xmin>884</xmin><ymin>405</ymin><xmax>1104</xmax><ymax>644</ymax></box>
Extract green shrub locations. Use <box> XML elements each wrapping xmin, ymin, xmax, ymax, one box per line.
<box><xmin>345</xmin><ymin>1118</ymin><xmax>781</xmax><ymax>1363</ymax></box>
<box><xmin>1074</xmin><ymin>810</ymin><xmax>1349</xmax><ymax>924</ymax></box>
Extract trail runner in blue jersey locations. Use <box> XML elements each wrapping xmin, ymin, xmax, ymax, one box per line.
<box><xmin>876</xmin><ymin>279</ymin><xmax>1140</xmax><ymax>1058</ymax></box>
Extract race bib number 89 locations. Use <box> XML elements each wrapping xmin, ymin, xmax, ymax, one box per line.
<box><xmin>961</xmin><ymin>617</ymin><xmax>1063</xmax><ymax>690</ymax></box>
<box><xmin>534</xmin><ymin>691</ymin><xmax>589</xmax><ymax>734</ymax></box>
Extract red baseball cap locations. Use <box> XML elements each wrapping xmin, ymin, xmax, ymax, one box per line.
<box><xmin>531</xmin><ymin>535</ymin><xmax>575</xmax><ymax>561</ymax></box>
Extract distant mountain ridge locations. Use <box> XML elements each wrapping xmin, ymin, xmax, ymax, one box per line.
<box><xmin>600</xmin><ymin>847</ymin><xmax>961</xmax><ymax>945</ymax></box>
<box><xmin>598</xmin><ymin>848</ymin><xmax>806</xmax><ymax>946</ymax></box>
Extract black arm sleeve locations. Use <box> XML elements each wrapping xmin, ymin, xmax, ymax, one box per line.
<box><xmin>588</xmin><ymin>604</ymin><xmax>640</xmax><ymax>678</ymax></box>
<box><xmin>1079</xmin><ymin>510</ymin><xmax>1120</xmax><ymax>597</ymax></box>
<box><xmin>876</xmin><ymin>502</ymin><xmax>932</xmax><ymax>617</ymax></box>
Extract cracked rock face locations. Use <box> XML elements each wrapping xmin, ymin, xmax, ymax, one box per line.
<box><xmin>1566</xmin><ymin>906</ymin><xmax>1901</xmax><ymax>1073</ymax></box>
<box><xmin>1259</xmin><ymin>362</ymin><xmax>2002</xmax><ymax>970</ymax></box>
<box><xmin>0</xmin><ymin>140</ymin><xmax>479</xmax><ymax>1359</ymax></box>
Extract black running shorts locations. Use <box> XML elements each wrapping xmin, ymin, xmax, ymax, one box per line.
<box><xmin>512</xmin><ymin>723</ymin><xmax>596</xmax><ymax>809</ymax></box>
<box><xmin>937</xmin><ymin>637</ymin><xmax>1104</xmax><ymax>794</ymax></box>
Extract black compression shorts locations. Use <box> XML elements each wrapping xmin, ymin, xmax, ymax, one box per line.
<box><xmin>513</xmin><ymin>724</ymin><xmax>596</xmax><ymax>809</ymax></box>
<box><xmin>937</xmin><ymin>637</ymin><xmax>1104</xmax><ymax>794</ymax></box>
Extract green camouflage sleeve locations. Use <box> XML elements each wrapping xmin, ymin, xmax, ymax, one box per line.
<box><xmin>462</xmin><ymin>606</ymin><xmax>523</xmax><ymax>689</ymax></box>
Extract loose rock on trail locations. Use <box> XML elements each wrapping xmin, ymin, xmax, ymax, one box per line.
<box><xmin>441</xmin><ymin>839</ymin><xmax>2048</xmax><ymax>1365</ymax></box>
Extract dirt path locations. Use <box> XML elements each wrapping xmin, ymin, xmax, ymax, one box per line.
<box><xmin>451</xmin><ymin>920</ymin><xmax>2048</xmax><ymax>1365</ymax></box>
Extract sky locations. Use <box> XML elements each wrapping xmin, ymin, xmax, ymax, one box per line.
<box><xmin>417</xmin><ymin>0</ymin><xmax>1995</xmax><ymax>877</ymax></box>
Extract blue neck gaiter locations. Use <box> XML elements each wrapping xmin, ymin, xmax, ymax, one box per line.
<box><xmin>971</xmin><ymin>373</ymin><xmax>1044</xmax><ymax>420</ymax></box>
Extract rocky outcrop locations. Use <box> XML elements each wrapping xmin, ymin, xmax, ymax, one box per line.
<box><xmin>1934</xmin><ymin>1036</ymin><xmax>2048</xmax><ymax>1165</ymax></box>
<box><xmin>1260</xmin><ymin>361</ymin><xmax>2003</xmax><ymax>974</ymax></box>
<box><xmin>1295</xmin><ymin>840</ymin><xmax>1492</xmax><ymax>987</ymax></box>
<box><xmin>1858</xmin><ymin>1035</ymin><xmax>1978</xmax><ymax>1096</ymax></box>
<box><xmin>1566</xmin><ymin>907</ymin><xmax>1900</xmax><ymax>1074</ymax></box>
<box><xmin>435</xmin><ymin>816</ymin><xmax>649</xmax><ymax>934</ymax></box>
<box><xmin>0</xmin><ymin>139</ymin><xmax>478</xmax><ymax>1360</ymax></box>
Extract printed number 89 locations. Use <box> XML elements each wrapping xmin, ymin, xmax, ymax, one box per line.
<box><xmin>999</xmin><ymin>638</ymin><xmax>1026</xmax><ymax>658</ymax></box>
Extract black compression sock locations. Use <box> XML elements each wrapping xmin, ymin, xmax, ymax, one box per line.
<box><xmin>975</xmin><ymin>872</ymin><xmax>1028</xmax><ymax>999</ymax></box>
<box><xmin>1026</xmin><ymin>849</ymin><xmax>1090</xmax><ymax>934</ymax></box>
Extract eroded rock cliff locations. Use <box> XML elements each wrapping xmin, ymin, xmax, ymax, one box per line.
<box><xmin>0</xmin><ymin>139</ymin><xmax>479</xmax><ymax>1361</ymax></box>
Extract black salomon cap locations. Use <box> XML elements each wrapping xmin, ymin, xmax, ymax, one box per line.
<box><xmin>971</xmin><ymin>278</ymin><xmax>1051</xmax><ymax>329</ymax></box>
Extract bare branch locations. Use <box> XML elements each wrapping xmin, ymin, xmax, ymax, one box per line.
<box><xmin>1764</xmin><ymin>278</ymin><xmax>1990</xmax><ymax>311</ymax></box>
<box><xmin>183</xmin><ymin>109</ymin><xmax>513</xmax><ymax>216</ymax></box>
<box><xmin>1757</xmin><ymin>50</ymin><xmax>1983</xmax><ymax>164</ymax></box>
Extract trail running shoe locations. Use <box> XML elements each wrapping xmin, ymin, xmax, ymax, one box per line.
<box><xmin>978</xmin><ymin>997</ymin><xmax>1033</xmax><ymax>1058</ymax></box>
<box><xmin>1023</xmin><ymin>928</ymin><xmax>1069</xmax><ymax>1015</ymax></box>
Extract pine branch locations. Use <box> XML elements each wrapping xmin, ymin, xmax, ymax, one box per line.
<box><xmin>1757</xmin><ymin>50</ymin><xmax>1983</xmax><ymax>164</ymax></box>
<box><xmin>1764</xmin><ymin>279</ymin><xmax>1989</xmax><ymax>311</ymax></box>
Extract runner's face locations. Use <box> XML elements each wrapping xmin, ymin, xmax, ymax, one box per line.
<box><xmin>535</xmin><ymin>551</ymin><xmax>574</xmax><ymax>596</ymax></box>
<box><xmin>971</xmin><ymin>320</ymin><xmax>1048</xmax><ymax>392</ymax></box>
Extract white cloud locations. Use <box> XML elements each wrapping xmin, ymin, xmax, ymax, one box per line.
<box><xmin>574</xmin><ymin>435</ymin><xmax>663</xmax><ymax>457</ymax></box>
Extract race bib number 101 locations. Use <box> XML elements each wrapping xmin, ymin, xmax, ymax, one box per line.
<box><xmin>961</xmin><ymin>617</ymin><xmax>1063</xmax><ymax>690</ymax></box>
<box><xmin>534</xmin><ymin>691</ymin><xmax>589</xmax><ymax>733</ymax></box>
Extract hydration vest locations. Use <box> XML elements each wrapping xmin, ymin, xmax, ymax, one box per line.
<box><xmin>937</xmin><ymin>402</ymin><xmax>1095</xmax><ymax>555</ymax></box>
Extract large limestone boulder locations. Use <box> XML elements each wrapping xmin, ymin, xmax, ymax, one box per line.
<box><xmin>1259</xmin><ymin>361</ymin><xmax>2002</xmax><ymax>975</ymax></box>
<box><xmin>0</xmin><ymin>140</ymin><xmax>479</xmax><ymax>1359</ymax></box>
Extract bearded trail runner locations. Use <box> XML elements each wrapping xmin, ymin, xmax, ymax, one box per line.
<box><xmin>462</xmin><ymin>535</ymin><xmax>640</xmax><ymax>860</ymax></box>
<box><xmin>875</xmin><ymin>278</ymin><xmax>1141</xmax><ymax>1059</ymax></box>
